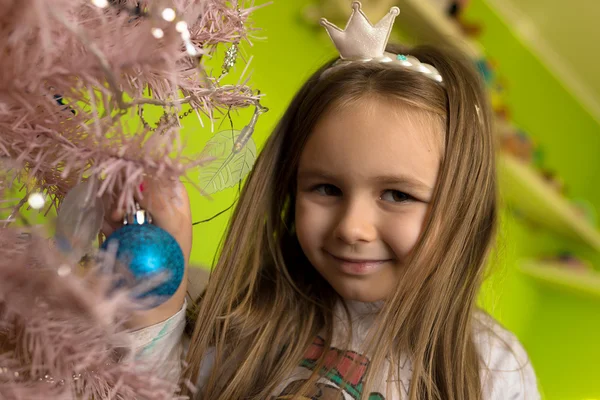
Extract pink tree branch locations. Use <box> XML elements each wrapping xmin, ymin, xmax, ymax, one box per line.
<box><xmin>0</xmin><ymin>0</ymin><xmax>261</xmax><ymax>216</ymax></box>
<box><xmin>0</xmin><ymin>228</ymin><xmax>186</xmax><ymax>399</ymax></box>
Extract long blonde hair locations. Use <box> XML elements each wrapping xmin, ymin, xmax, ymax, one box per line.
<box><xmin>184</xmin><ymin>44</ymin><xmax>496</xmax><ymax>400</ymax></box>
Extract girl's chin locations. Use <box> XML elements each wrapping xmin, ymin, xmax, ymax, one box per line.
<box><xmin>330</xmin><ymin>282</ymin><xmax>391</xmax><ymax>303</ymax></box>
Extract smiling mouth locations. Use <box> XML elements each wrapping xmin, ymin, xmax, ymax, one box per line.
<box><xmin>326</xmin><ymin>252</ymin><xmax>391</xmax><ymax>276</ymax></box>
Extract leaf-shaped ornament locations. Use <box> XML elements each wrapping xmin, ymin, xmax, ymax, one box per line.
<box><xmin>198</xmin><ymin>129</ymin><xmax>257</xmax><ymax>194</ymax></box>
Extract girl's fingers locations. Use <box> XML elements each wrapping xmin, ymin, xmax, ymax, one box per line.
<box><xmin>136</xmin><ymin>178</ymin><xmax>192</xmax><ymax>263</ymax></box>
<box><xmin>137</xmin><ymin>179</ymin><xmax>190</xmax><ymax>228</ymax></box>
<box><xmin>111</xmin><ymin>208</ymin><xmax>125</xmax><ymax>222</ymax></box>
<box><xmin>99</xmin><ymin>178</ymin><xmax>192</xmax><ymax>264</ymax></box>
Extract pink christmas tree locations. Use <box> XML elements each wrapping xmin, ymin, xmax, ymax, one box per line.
<box><xmin>0</xmin><ymin>0</ymin><xmax>264</xmax><ymax>398</ymax></box>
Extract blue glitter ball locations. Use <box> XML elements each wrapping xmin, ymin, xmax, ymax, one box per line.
<box><xmin>101</xmin><ymin>223</ymin><xmax>184</xmax><ymax>305</ymax></box>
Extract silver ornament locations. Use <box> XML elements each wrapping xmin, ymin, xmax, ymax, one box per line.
<box><xmin>222</xmin><ymin>44</ymin><xmax>238</xmax><ymax>74</ymax></box>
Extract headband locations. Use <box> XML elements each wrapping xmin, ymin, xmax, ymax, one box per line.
<box><xmin>320</xmin><ymin>1</ymin><xmax>443</xmax><ymax>83</ymax></box>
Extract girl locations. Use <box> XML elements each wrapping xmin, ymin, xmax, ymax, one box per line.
<box><xmin>118</xmin><ymin>2</ymin><xmax>539</xmax><ymax>399</ymax></box>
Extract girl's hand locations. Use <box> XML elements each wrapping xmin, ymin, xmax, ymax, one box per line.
<box><xmin>102</xmin><ymin>179</ymin><xmax>193</xmax><ymax>263</ymax></box>
<box><xmin>101</xmin><ymin>178</ymin><xmax>192</xmax><ymax>329</ymax></box>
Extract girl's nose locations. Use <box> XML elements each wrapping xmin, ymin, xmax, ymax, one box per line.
<box><xmin>333</xmin><ymin>199</ymin><xmax>377</xmax><ymax>245</ymax></box>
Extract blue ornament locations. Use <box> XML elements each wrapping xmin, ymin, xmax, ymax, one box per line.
<box><xmin>101</xmin><ymin>205</ymin><xmax>184</xmax><ymax>306</ymax></box>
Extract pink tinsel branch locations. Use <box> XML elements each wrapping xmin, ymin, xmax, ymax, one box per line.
<box><xmin>0</xmin><ymin>0</ymin><xmax>262</xmax><ymax>214</ymax></box>
<box><xmin>0</xmin><ymin>228</ymin><xmax>186</xmax><ymax>399</ymax></box>
<box><xmin>0</xmin><ymin>2</ymin><xmax>265</xmax><ymax>397</ymax></box>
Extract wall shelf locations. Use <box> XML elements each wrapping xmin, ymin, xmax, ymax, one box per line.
<box><xmin>520</xmin><ymin>261</ymin><xmax>600</xmax><ymax>299</ymax></box>
<box><xmin>498</xmin><ymin>153</ymin><xmax>600</xmax><ymax>251</ymax></box>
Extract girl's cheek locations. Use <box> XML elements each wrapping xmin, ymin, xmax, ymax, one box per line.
<box><xmin>384</xmin><ymin>207</ymin><xmax>429</xmax><ymax>257</ymax></box>
<box><xmin>295</xmin><ymin>197</ymin><xmax>336</xmax><ymax>243</ymax></box>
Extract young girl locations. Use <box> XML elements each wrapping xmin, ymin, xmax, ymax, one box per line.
<box><xmin>117</xmin><ymin>2</ymin><xmax>539</xmax><ymax>399</ymax></box>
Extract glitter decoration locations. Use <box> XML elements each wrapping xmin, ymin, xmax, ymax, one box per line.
<box><xmin>181</xmin><ymin>28</ymin><xmax>191</xmax><ymax>40</ymax></box>
<box><xmin>91</xmin><ymin>0</ymin><xmax>108</xmax><ymax>8</ymax></box>
<box><xmin>57</xmin><ymin>264</ymin><xmax>71</xmax><ymax>277</ymax></box>
<box><xmin>186</xmin><ymin>42</ymin><xmax>199</xmax><ymax>56</ymax></box>
<box><xmin>222</xmin><ymin>44</ymin><xmax>239</xmax><ymax>74</ymax></box>
<box><xmin>101</xmin><ymin>206</ymin><xmax>185</xmax><ymax>306</ymax></box>
<box><xmin>175</xmin><ymin>20</ymin><xmax>188</xmax><ymax>32</ymax></box>
<box><xmin>151</xmin><ymin>27</ymin><xmax>164</xmax><ymax>39</ymax></box>
<box><xmin>27</xmin><ymin>193</ymin><xmax>45</xmax><ymax>209</ymax></box>
<box><xmin>161</xmin><ymin>8</ymin><xmax>176</xmax><ymax>22</ymax></box>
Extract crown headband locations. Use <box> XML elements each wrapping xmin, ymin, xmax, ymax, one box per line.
<box><xmin>320</xmin><ymin>1</ymin><xmax>443</xmax><ymax>83</ymax></box>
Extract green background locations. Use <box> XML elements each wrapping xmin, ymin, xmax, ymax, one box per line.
<box><xmin>178</xmin><ymin>1</ymin><xmax>600</xmax><ymax>399</ymax></box>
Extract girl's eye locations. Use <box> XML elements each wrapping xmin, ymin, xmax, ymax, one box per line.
<box><xmin>381</xmin><ymin>190</ymin><xmax>412</xmax><ymax>203</ymax></box>
<box><xmin>314</xmin><ymin>184</ymin><xmax>341</xmax><ymax>196</ymax></box>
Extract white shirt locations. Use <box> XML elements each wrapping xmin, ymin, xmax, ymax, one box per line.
<box><xmin>129</xmin><ymin>300</ymin><xmax>539</xmax><ymax>399</ymax></box>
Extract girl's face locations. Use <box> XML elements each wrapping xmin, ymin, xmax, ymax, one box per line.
<box><xmin>295</xmin><ymin>97</ymin><xmax>442</xmax><ymax>302</ymax></box>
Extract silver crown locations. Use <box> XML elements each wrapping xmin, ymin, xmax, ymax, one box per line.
<box><xmin>320</xmin><ymin>1</ymin><xmax>443</xmax><ymax>83</ymax></box>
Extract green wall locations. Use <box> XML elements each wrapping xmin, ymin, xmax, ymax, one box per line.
<box><xmin>467</xmin><ymin>1</ymin><xmax>600</xmax><ymax>399</ymax></box>
<box><xmin>184</xmin><ymin>1</ymin><xmax>336</xmax><ymax>267</ymax></box>
<box><xmin>181</xmin><ymin>1</ymin><xmax>600</xmax><ymax>399</ymax></box>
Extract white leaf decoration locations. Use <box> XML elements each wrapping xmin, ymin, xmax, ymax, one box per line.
<box><xmin>198</xmin><ymin>129</ymin><xmax>256</xmax><ymax>194</ymax></box>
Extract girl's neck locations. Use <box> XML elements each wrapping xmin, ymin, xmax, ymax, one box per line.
<box><xmin>331</xmin><ymin>298</ymin><xmax>385</xmax><ymax>354</ymax></box>
<box><xmin>342</xmin><ymin>299</ymin><xmax>385</xmax><ymax>317</ymax></box>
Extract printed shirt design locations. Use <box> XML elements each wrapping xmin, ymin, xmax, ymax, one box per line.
<box><xmin>274</xmin><ymin>336</ymin><xmax>411</xmax><ymax>400</ymax></box>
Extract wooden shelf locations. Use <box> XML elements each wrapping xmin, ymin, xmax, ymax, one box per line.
<box><xmin>521</xmin><ymin>261</ymin><xmax>600</xmax><ymax>299</ymax></box>
<box><xmin>498</xmin><ymin>153</ymin><xmax>600</xmax><ymax>251</ymax></box>
<box><xmin>395</xmin><ymin>0</ymin><xmax>483</xmax><ymax>60</ymax></box>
